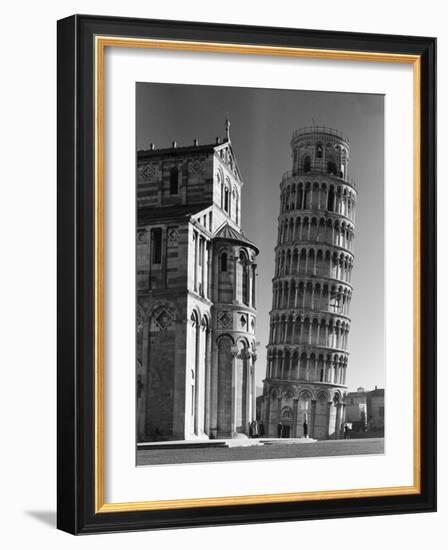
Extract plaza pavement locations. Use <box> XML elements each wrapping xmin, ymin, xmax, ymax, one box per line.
<box><xmin>137</xmin><ymin>437</ymin><xmax>384</xmax><ymax>466</ymax></box>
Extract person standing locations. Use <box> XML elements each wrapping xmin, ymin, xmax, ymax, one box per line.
<box><xmin>277</xmin><ymin>421</ymin><xmax>283</xmax><ymax>438</ymax></box>
<box><xmin>303</xmin><ymin>412</ymin><xmax>309</xmax><ymax>438</ymax></box>
<box><xmin>344</xmin><ymin>424</ymin><xmax>350</xmax><ymax>439</ymax></box>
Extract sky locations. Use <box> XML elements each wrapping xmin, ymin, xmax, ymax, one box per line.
<box><xmin>136</xmin><ymin>82</ymin><xmax>385</xmax><ymax>393</ymax></box>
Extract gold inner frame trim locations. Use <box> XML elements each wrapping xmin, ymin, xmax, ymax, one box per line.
<box><xmin>94</xmin><ymin>35</ymin><xmax>421</xmax><ymax>514</ymax></box>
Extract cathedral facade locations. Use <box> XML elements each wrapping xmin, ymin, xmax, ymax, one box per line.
<box><xmin>262</xmin><ymin>127</ymin><xmax>357</xmax><ymax>439</ymax></box>
<box><xmin>136</xmin><ymin>124</ymin><xmax>259</xmax><ymax>442</ymax></box>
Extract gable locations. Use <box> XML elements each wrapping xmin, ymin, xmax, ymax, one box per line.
<box><xmin>214</xmin><ymin>143</ymin><xmax>243</xmax><ymax>184</ymax></box>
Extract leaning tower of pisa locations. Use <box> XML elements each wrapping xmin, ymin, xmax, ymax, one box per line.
<box><xmin>262</xmin><ymin>127</ymin><xmax>357</xmax><ymax>440</ymax></box>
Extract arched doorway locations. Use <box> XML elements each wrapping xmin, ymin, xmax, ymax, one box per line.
<box><xmin>189</xmin><ymin>310</ymin><xmax>200</xmax><ymax>436</ymax></box>
<box><xmin>297</xmin><ymin>391</ymin><xmax>312</xmax><ymax>437</ymax></box>
<box><xmin>280</xmin><ymin>406</ymin><xmax>293</xmax><ymax>438</ymax></box>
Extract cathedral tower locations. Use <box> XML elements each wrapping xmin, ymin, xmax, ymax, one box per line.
<box><xmin>262</xmin><ymin>127</ymin><xmax>357</xmax><ymax>439</ymax></box>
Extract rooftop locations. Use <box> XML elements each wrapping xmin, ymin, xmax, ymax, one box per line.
<box><xmin>214</xmin><ymin>222</ymin><xmax>259</xmax><ymax>254</ymax></box>
<box><xmin>346</xmin><ymin>387</ymin><xmax>385</xmax><ymax>397</ymax></box>
<box><xmin>137</xmin><ymin>202</ymin><xmax>211</xmax><ymax>225</ymax></box>
<box><xmin>291</xmin><ymin>126</ymin><xmax>350</xmax><ymax>145</ymax></box>
<box><xmin>137</xmin><ymin>140</ymin><xmax>226</xmax><ymax>159</ymax></box>
<box><xmin>137</xmin><ymin>120</ymin><xmax>233</xmax><ymax>158</ymax></box>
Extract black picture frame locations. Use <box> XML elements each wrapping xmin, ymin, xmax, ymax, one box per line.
<box><xmin>57</xmin><ymin>14</ymin><xmax>436</xmax><ymax>534</ymax></box>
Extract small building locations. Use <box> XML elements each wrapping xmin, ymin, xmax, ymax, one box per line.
<box><xmin>367</xmin><ymin>387</ymin><xmax>385</xmax><ymax>432</ymax></box>
<box><xmin>345</xmin><ymin>386</ymin><xmax>384</xmax><ymax>436</ymax></box>
<box><xmin>344</xmin><ymin>387</ymin><xmax>368</xmax><ymax>432</ymax></box>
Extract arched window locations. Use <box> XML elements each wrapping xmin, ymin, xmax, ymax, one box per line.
<box><xmin>327</xmin><ymin>187</ymin><xmax>335</xmax><ymax>212</ymax></box>
<box><xmin>224</xmin><ymin>187</ymin><xmax>230</xmax><ymax>213</ymax></box>
<box><xmin>151</xmin><ymin>228</ymin><xmax>162</xmax><ymax>264</ymax></box>
<box><xmin>220</xmin><ymin>252</ymin><xmax>228</xmax><ymax>272</ymax></box>
<box><xmin>303</xmin><ymin>187</ymin><xmax>310</xmax><ymax>210</ymax></box>
<box><xmin>303</xmin><ymin>156</ymin><xmax>311</xmax><ymax>172</ymax></box>
<box><xmin>297</xmin><ymin>185</ymin><xmax>303</xmax><ymax>210</ymax></box>
<box><xmin>293</xmin><ymin>148</ymin><xmax>298</xmax><ymax>168</ymax></box>
<box><xmin>240</xmin><ymin>251</ymin><xmax>249</xmax><ymax>305</ymax></box>
<box><xmin>170</xmin><ymin>166</ymin><xmax>179</xmax><ymax>195</ymax></box>
<box><xmin>316</xmin><ymin>143</ymin><xmax>323</xmax><ymax>158</ymax></box>
<box><xmin>235</xmin><ymin>191</ymin><xmax>239</xmax><ymax>224</ymax></box>
<box><xmin>327</xmin><ymin>161</ymin><xmax>337</xmax><ymax>175</ymax></box>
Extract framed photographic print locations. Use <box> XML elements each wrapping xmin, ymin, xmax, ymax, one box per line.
<box><xmin>57</xmin><ymin>14</ymin><xmax>436</xmax><ymax>534</ymax></box>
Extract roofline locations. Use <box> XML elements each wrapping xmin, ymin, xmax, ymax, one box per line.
<box><xmin>213</xmin><ymin>221</ymin><xmax>259</xmax><ymax>254</ymax></box>
<box><xmin>137</xmin><ymin>142</ymin><xmax>218</xmax><ymax>158</ymax></box>
<box><xmin>137</xmin><ymin>138</ymin><xmax>244</xmax><ymax>184</ymax></box>
<box><xmin>137</xmin><ymin>202</ymin><xmax>211</xmax><ymax>225</ymax></box>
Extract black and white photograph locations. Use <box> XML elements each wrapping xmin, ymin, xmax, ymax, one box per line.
<box><xmin>135</xmin><ymin>83</ymin><xmax>385</xmax><ymax>466</ymax></box>
<box><xmin>0</xmin><ymin>0</ymin><xmax>439</xmax><ymax>542</ymax></box>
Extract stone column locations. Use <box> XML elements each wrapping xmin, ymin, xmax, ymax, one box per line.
<box><xmin>277</xmin><ymin>396</ymin><xmax>282</xmax><ymax>436</ymax></box>
<box><xmin>201</xmin><ymin>237</ymin><xmax>205</xmax><ymax>296</ymax></box>
<box><xmin>205</xmin><ymin>241</ymin><xmax>211</xmax><ymax>299</ymax></box>
<box><xmin>233</xmin><ymin>255</ymin><xmax>239</xmax><ymax>302</ymax></box>
<box><xmin>209</xmin><ymin>342</ymin><xmax>219</xmax><ymax>438</ymax></box>
<box><xmin>311</xmin><ymin>400</ymin><xmax>317</xmax><ymax>438</ymax></box>
<box><xmin>264</xmin><ymin>396</ymin><xmax>271</xmax><ymax>435</ymax></box>
<box><xmin>193</xmin><ymin>231</ymin><xmax>198</xmax><ymax>292</ymax></box>
<box><xmin>335</xmin><ymin>401</ymin><xmax>343</xmax><ymax>439</ymax></box>
<box><xmin>299</xmin><ymin>316</ymin><xmax>304</xmax><ymax>345</ymax></box>
<box><xmin>251</xmin><ymin>264</ymin><xmax>257</xmax><ymax>307</ymax></box>
<box><xmin>204</xmin><ymin>328</ymin><xmax>212</xmax><ymax>436</ymax></box>
<box><xmin>327</xmin><ymin>400</ymin><xmax>334</xmax><ymax>438</ymax></box>
<box><xmin>245</xmin><ymin>352</ymin><xmax>252</xmax><ymax>433</ymax></box>
<box><xmin>231</xmin><ymin>350</ymin><xmax>239</xmax><ymax>435</ymax></box>
<box><xmin>251</xmin><ymin>354</ymin><xmax>257</xmax><ymax>420</ymax></box>
<box><xmin>213</xmin><ymin>247</ymin><xmax>219</xmax><ymax>303</ymax></box>
<box><xmin>196</xmin><ymin>322</ymin><xmax>205</xmax><ymax>435</ymax></box>
<box><xmin>314</xmin><ymin>357</ymin><xmax>319</xmax><ymax>380</ymax></box>
<box><xmin>292</xmin><ymin>398</ymin><xmax>299</xmax><ymax>437</ymax></box>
